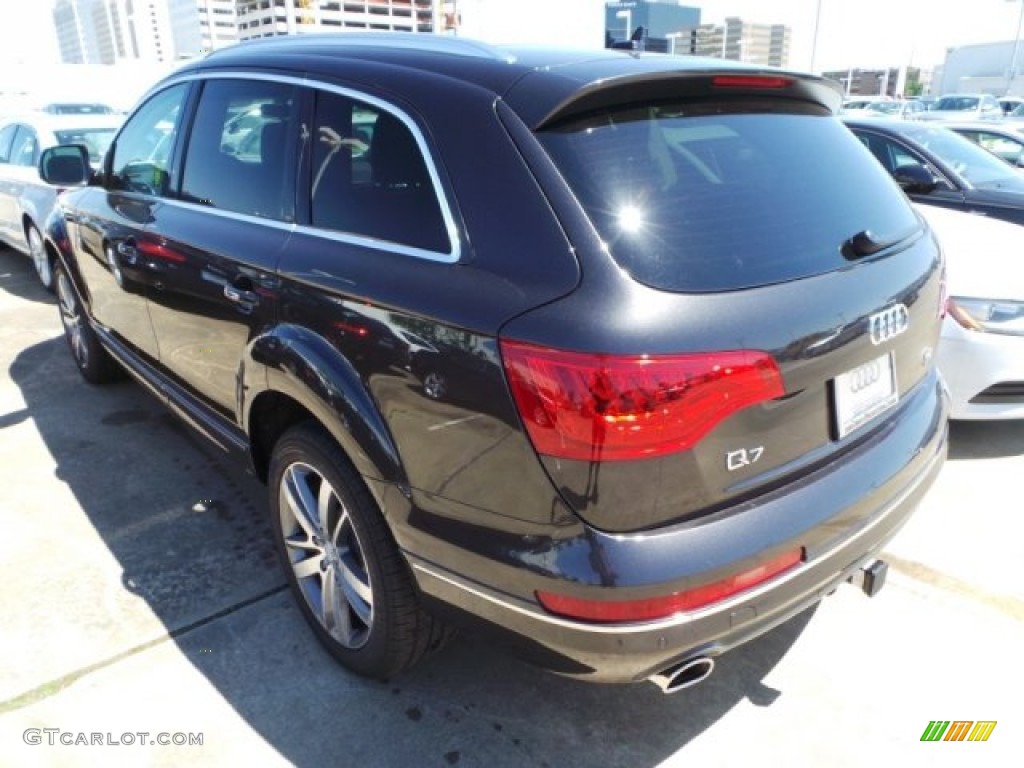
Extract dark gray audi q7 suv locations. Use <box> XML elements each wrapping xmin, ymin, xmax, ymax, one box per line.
<box><xmin>40</xmin><ymin>34</ymin><xmax>948</xmax><ymax>693</ymax></box>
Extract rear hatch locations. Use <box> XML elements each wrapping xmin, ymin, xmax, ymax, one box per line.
<box><xmin>499</xmin><ymin>72</ymin><xmax>945</xmax><ymax>533</ymax></box>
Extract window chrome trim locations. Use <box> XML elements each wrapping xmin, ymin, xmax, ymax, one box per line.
<box><xmin>156</xmin><ymin>70</ymin><xmax>461</xmax><ymax>264</ymax></box>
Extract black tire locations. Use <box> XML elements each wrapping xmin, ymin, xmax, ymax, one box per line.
<box><xmin>268</xmin><ymin>422</ymin><xmax>452</xmax><ymax>679</ymax></box>
<box><xmin>55</xmin><ymin>262</ymin><xmax>120</xmax><ymax>385</ymax></box>
<box><xmin>27</xmin><ymin>223</ymin><xmax>54</xmax><ymax>292</ymax></box>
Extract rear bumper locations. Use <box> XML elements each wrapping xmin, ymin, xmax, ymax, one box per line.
<box><xmin>406</xmin><ymin>372</ymin><xmax>948</xmax><ymax>683</ymax></box>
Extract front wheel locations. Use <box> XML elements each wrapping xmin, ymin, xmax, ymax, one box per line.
<box><xmin>268</xmin><ymin>423</ymin><xmax>452</xmax><ymax>679</ymax></box>
<box><xmin>55</xmin><ymin>263</ymin><xmax>120</xmax><ymax>384</ymax></box>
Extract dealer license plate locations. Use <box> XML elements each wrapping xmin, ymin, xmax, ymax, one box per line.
<box><xmin>834</xmin><ymin>353</ymin><xmax>898</xmax><ymax>438</ymax></box>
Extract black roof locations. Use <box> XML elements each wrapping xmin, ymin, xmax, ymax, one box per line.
<box><xmin>174</xmin><ymin>33</ymin><xmax>843</xmax><ymax>127</ymax></box>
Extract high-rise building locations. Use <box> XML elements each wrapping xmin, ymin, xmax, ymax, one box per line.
<box><xmin>681</xmin><ymin>17</ymin><xmax>790</xmax><ymax>68</ymax></box>
<box><xmin>52</xmin><ymin>0</ymin><xmax>182</xmax><ymax>64</ymax></box>
<box><xmin>53</xmin><ymin>0</ymin><xmax>89</xmax><ymax>64</ymax></box>
<box><xmin>236</xmin><ymin>0</ymin><xmax>437</xmax><ymax>41</ymax></box>
<box><xmin>194</xmin><ymin>0</ymin><xmax>240</xmax><ymax>53</ymax></box>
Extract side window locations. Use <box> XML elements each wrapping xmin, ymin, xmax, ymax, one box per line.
<box><xmin>110</xmin><ymin>83</ymin><xmax>188</xmax><ymax>196</ymax></box>
<box><xmin>310</xmin><ymin>89</ymin><xmax>451</xmax><ymax>255</ymax></box>
<box><xmin>0</xmin><ymin>123</ymin><xmax>18</xmax><ymax>163</ymax></box>
<box><xmin>11</xmin><ymin>127</ymin><xmax>39</xmax><ymax>167</ymax></box>
<box><xmin>181</xmin><ymin>79</ymin><xmax>299</xmax><ymax>222</ymax></box>
<box><xmin>889</xmin><ymin>141</ymin><xmax>922</xmax><ymax>169</ymax></box>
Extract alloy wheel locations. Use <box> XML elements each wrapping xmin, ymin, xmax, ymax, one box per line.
<box><xmin>423</xmin><ymin>371</ymin><xmax>447</xmax><ymax>400</ymax></box>
<box><xmin>279</xmin><ymin>461</ymin><xmax>374</xmax><ymax>649</ymax></box>
<box><xmin>57</xmin><ymin>271</ymin><xmax>89</xmax><ymax>370</ymax></box>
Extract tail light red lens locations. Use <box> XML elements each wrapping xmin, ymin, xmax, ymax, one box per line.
<box><xmin>500</xmin><ymin>341</ymin><xmax>784</xmax><ymax>461</ymax></box>
<box><xmin>711</xmin><ymin>75</ymin><xmax>793</xmax><ymax>89</ymax></box>
<box><xmin>536</xmin><ymin>548</ymin><xmax>803</xmax><ymax>623</ymax></box>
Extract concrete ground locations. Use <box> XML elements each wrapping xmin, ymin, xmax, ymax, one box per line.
<box><xmin>0</xmin><ymin>245</ymin><xmax>1020</xmax><ymax>767</ymax></box>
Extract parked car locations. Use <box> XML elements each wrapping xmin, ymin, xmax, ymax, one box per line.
<box><xmin>839</xmin><ymin>97</ymin><xmax>882</xmax><ymax>114</ymax></box>
<box><xmin>998</xmin><ymin>96</ymin><xmax>1024</xmax><ymax>115</ymax></box>
<box><xmin>944</xmin><ymin>121</ymin><xmax>1024</xmax><ymax>168</ymax></box>
<box><xmin>41</xmin><ymin>34</ymin><xmax>948</xmax><ymax>691</ymax></box>
<box><xmin>856</xmin><ymin>99</ymin><xmax>928</xmax><ymax>120</ymax></box>
<box><xmin>0</xmin><ymin>112</ymin><xmax>121</xmax><ymax>288</ymax></box>
<box><xmin>915</xmin><ymin>203</ymin><xmax>1024</xmax><ymax>419</ymax></box>
<box><xmin>845</xmin><ymin>117</ymin><xmax>1024</xmax><ymax>225</ymax></box>
<box><xmin>39</xmin><ymin>102</ymin><xmax>116</xmax><ymax>116</ymax></box>
<box><xmin>916</xmin><ymin>93</ymin><xmax>1003</xmax><ymax>121</ymax></box>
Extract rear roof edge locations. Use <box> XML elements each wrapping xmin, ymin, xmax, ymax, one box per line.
<box><xmin>508</xmin><ymin>62</ymin><xmax>843</xmax><ymax>130</ymax></box>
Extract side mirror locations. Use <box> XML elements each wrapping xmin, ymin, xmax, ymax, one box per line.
<box><xmin>39</xmin><ymin>145</ymin><xmax>90</xmax><ymax>186</ymax></box>
<box><xmin>892</xmin><ymin>163</ymin><xmax>937</xmax><ymax>195</ymax></box>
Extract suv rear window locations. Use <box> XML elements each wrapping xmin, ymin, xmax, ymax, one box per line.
<box><xmin>539</xmin><ymin>101</ymin><xmax>920</xmax><ymax>292</ymax></box>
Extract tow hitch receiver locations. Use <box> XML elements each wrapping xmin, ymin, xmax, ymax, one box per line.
<box><xmin>849</xmin><ymin>559</ymin><xmax>888</xmax><ymax>597</ymax></box>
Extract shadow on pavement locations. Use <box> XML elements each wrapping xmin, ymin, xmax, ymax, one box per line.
<box><xmin>0</xmin><ymin>247</ymin><xmax>54</xmax><ymax>305</ymax></box>
<box><xmin>7</xmin><ymin>332</ymin><xmax>813</xmax><ymax>766</ymax></box>
<box><xmin>948</xmin><ymin>419</ymin><xmax>1024</xmax><ymax>460</ymax></box>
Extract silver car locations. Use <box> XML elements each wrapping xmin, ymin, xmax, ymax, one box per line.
<box><xmin>0</xmin><ymin>112</ymin><xmax>121</xmax><ymax>289</ymax></box>
<box><xmin>916</xmin><ymin>93</ymin><xmax>1003</xmax><ymax>122</ymax></box>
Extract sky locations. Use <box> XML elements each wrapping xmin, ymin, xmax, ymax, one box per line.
<box><xmin>1</xmin><ymin>0</ymin><xmax>1023</xmax><ymax>75</ymax></box>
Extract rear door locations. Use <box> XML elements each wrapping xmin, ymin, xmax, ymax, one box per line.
<box><xmin>0</xmin><ymin>122</ymin><xmax>21</xmax><ymax>245</ymax></box>
<box><xmin>0</xmin><ymin>125</ymin><xmax>38</xmax><ymax>248</ymax></box>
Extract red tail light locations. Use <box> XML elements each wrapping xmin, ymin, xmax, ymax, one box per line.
<box><xmin>536</xmin><ymin>548</ymin><xmax>803</xmax><ymax>623</ymax></box>
<box><xmin>711</xmin><ymin>75</ymin><xmax>793</xmax><ymax>89</ymax></box>
<box><xmin>500</xmin><ymin>341</ymin><xmax>784</xmax><ymax>461</ymax></box>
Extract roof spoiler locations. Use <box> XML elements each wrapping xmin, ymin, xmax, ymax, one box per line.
<box><xmin>532</xmin><ymin>70</ymin><xmax>843</xmax><ymax>130</ymax></box>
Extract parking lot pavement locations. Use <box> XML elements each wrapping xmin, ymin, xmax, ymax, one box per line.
<box><xmin>0</xmin><ymin>245</ymin><xmax>1021</xmax><ymax>767</ymax></box>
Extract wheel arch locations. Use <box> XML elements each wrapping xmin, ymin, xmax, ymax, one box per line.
<box><xmin>245</xmin><ymin>324</ymin><xmax>407</xmax><ymax>493</ymax></box>
<box><xmin>43</xmin><ymin>207</ymin><xmax>92</xmax><ymax>307</ymax></box>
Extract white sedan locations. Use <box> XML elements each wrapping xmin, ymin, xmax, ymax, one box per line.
<box><xmin>916</xmin><ymin>203</ymin><xmax>1024</xmax><ymax>419</ymax></box>
<box><xmin>0</xmin><ymin>112</ymin><xmax>121</xmax><ymax>289</ymax></box>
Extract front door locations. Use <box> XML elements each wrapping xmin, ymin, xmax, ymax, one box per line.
<box><xmin>75</xmin><ymin>83</ymin><xmax>191</xmax><ymax>361</ymax></box>
<box><xmin>143</xmin><ymin>77</ymin><xmax>302</xmax><ymax>421</ymax></box>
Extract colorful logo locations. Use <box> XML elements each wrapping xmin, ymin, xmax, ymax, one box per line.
<box><xmin>921</xmin><ymin>721</ymin><xmax>997</xmax><ymax>742</ymax></box>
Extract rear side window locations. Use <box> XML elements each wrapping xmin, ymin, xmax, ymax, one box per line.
<box><xmin>309</xmin><ymin>89</ymin><xmax>451</xmax><ymax>255</ymax></box>
<box><xmin>538</xmin><ymin>102</ymin><xmax>921</xmax><ymax>292</ymax></box>
<box><xmin>10</xmin><ymin>126</ymin><xmax>39</xmax><ymax>167</ymax></box>
<box><xmin>181</xmin><ymin>79</ymin><xmax>300</xmax><ymax>222</ymax></box>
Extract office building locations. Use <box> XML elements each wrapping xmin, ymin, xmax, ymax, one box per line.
<box><xmin>681</xmin><ymin>17</ymin><xmax>790</xmax><ymax>67</ymax></box>
<box><xmin>236</xmin><ymin>0</ymin><xmax>437</xmax><ymax>41</ymax></box>
<box><xmin>52</xmin><ymin>0</ymin><xmax>180</xmax><ymax>64</ymax></box>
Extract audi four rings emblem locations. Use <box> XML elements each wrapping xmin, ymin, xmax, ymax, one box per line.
<box><xmin>868</xmin><ymin>304</ymin><xmax>909</xmax><ymax>345</ymax></box>
<box><xmin>848</xmin><ymin>360</ymin><xmax>883</xmax><ymax>393</ymax></box>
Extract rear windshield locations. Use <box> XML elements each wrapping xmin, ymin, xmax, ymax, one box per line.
<box><xmin>538</xmin><ymin>101</ymin><xmax>921</xmax><ymax>292</ymax></box>
<box><xmin>55</xmin><ymin>128</ymin><xmax>117</xmax><ymax>165</ymax></box>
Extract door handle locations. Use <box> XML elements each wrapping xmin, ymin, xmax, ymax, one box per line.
<box><xmin>223</xmin><ymin>283</ymin><xmax>260</xmax><ymax>307</ymax></box>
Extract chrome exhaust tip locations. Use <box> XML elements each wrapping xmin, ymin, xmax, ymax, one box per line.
<box><xmin>648</xmin><ymin>656</ymin><xmax>715</xmax><ymax>694</ymax></box>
